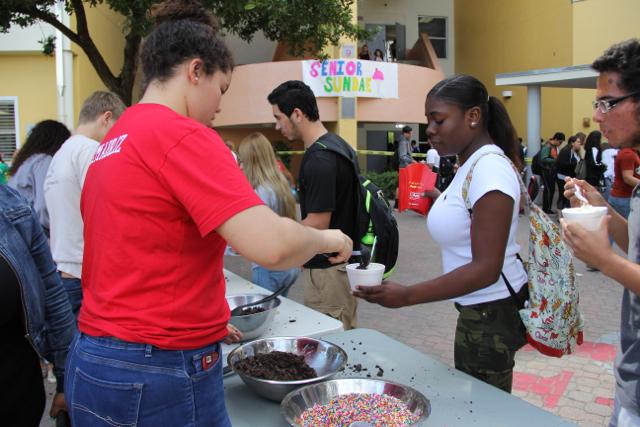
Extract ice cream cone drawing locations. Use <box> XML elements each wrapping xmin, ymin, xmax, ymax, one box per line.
<box><xmin>372</xmin><ymin>67</ymin><xmax>384</xmax><ymax>96</ymax></box>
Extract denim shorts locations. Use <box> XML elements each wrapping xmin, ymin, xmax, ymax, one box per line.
<box><xmin>65</xmin><ymin>334</ymin><xmax>231</xmax><ymax>427</ymax></box>
<box><xmin>609</xmin><ymin>195</ymin><xmax>631</xmax><ymax>219</ymax></box>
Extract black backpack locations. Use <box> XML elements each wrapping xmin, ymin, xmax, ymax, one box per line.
<box><xmin>531</xmin><ymin>150</ymin><xmax>543</xmax><ymax>175</ymax></box>
<box><xmin>307</xmin><ymin>138</ymin><xmax>399</xmax><ymax>278</ymax></box>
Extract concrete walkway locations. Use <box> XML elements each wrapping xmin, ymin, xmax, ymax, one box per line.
<box><xmin>41</xmin><ymin>209</ymin><xmax>621</xmax><ymax>427</ymax></box>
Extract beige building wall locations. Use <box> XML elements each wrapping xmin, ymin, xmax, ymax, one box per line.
<box><xmin>71</xmin><ymin>4</ymin><xmax>127</xmax><ymax>120</ymax></box>
<box><xmin>455</xmin><ymin>0</ymin><xmax>574</xmax><ymax>142</ymax></box>
<box><xmin>0</xmin><ymin>3</ymin><xmax>128</xmax><ymax>148</ymax></box>
<box><xmin>0</xmin><ymin>54</ymin><xmax>58</xmax><ymax>144</ymax></box>
<box><xmin>0</xmin><ymin>22</ymin><xmax>58</xmax><ymax>144</ymax></box>
<box><xmin>571</xmin><ymin>0</ymin><xmax>640</xmax><ymax>137</ymax></box>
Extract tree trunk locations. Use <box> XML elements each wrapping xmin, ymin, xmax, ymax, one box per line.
<box><xmin>117</xmin><ymin>33</ymin><xmax>142</xmax><ymax>106</ymax></box>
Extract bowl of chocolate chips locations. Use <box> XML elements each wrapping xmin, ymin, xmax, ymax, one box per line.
<box><xmin>227</xmin><ymin>336</ymin><xmax>348</xmax><ymax>402</ymax></box>
<box><xmin>227</xmin><ymin>294</ymin><xmax>281</xmax><ymax>341</ymax></box>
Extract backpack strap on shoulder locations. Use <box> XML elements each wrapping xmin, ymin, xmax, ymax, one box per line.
<box><xmin>461</xmin><ymin>151</ymin><xmax>532</xmax><ymax>213</ymax></box>
<box><xmin>461</xmin><ymin>151</ymin><xmax>529</xmax><ymax>308</ymax></box>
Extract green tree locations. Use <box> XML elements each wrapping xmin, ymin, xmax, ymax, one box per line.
<box><xmin>1</xmin><ymin>0</ymin><xmax>367</xmax><ymax>105</ymax></box>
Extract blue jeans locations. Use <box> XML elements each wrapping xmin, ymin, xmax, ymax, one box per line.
<box><xmin>609</xmin><ymin>195</ymin><xmax>631</xmax><ymax>219</ymax></box>
<box><xmin>602</xmin><ymin>177</ymin><xmax>614</xmax><ymax>202</ymax></box>
<box><xmin>252</xmin><ymin>266</ymin><xmax>299</xmax><ymax>297</ymax></box>
<box><xmin>60</xmin><ymin>275</ymin><xmax>82</xmax><ymax>320</ymax></box>
<box><xmin>65</xmin><ymin>334</ymin><xmax>231</xmax><ymax>427</ymax></box>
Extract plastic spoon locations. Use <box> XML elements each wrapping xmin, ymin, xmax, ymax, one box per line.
<box><xmin>229</xmin><ymin>279</ymin><xmax>295</xmax><ymax>316</ymax></box>
<box><xmin>369</xmin><ymin>236</ymin><xmax>378</xmax><ymax>263</ymax></box>
<box><xmin>574</xmin><ymin>182</ymin><xmax>589</xmax><ymax>206</ymax></box>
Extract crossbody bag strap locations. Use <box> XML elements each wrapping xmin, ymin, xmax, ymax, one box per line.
<box><xmin>462</xmin><ymin>151</ymin><xmax>527</xmax><ymax>308</ymax></box>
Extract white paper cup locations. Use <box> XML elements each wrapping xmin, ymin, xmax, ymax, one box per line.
<box><xmin>562</xmin><ymin>206</ymin><xmax>608</xmax><ymax>231</ymax></box>
<box><xmin>346</xmin><ymin>263</ymin><xmax>385</xmax><ymax>291</ymax></box>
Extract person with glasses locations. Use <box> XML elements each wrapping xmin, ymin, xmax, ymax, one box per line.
<box><xmin>562</xmin><ymin>39</ymin><xmax>640</xmax><ymax>427</ymax></box>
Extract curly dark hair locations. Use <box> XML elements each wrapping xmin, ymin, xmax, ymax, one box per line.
<box><xmin>8</xmin><ymin>120</ymin><xmax>70</xmax><ymax>176</ymax></box>
<box><xmin>592</xmin><ymin>39</ymin><xmax>640</xmax><ymax>100</ymax></box>
<box><xmin>141</xmin><ymin>0</ymin><xmax>233</xmax><ymax>89</ymax></box>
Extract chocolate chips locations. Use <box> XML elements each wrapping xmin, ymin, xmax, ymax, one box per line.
<box><xmin>234</xmin><ymin>351</ymin><xmax>317</xmax><ymax>381</ymax></box>
<box><xmin>239</xmin><ymin>306</ymin><xmax>266</xmax><ymax>315</ymax></box>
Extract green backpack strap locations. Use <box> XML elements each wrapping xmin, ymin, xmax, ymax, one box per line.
<box><xmin>360</xmin><ymin>179</ymin><xmax>375</xmax><ymax>245</ymax></box>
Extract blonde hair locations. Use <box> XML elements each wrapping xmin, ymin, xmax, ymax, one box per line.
<box><xmin>238</xmin><ymin>132</ymin><xmax>297</xmax><ymax>221</ymax></box>
<box><xmin>78</xmin><ymin>91</ymin><xmax>126</xmax><ymax>125</ymax></box>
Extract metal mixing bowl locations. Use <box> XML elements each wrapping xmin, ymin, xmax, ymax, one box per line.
<box><xmin>227</xmin><ymin>336</ymin><xmax>348</xmax><ymax>402</ymax></box>
<box><xmin>226</xmin><ymin>294</ymin><xmax>281</xmax><ymax>341</ymax></box>
<box><xmin>281</xmin><ymin>378</ymin><xmax>431</xmax><ymax>426</ymax></box>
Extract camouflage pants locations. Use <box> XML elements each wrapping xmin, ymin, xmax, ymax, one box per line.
<box><xmin>454</xmin><ymin>289</ymin><xmax>528</xmax><ymax>393</ymax></box>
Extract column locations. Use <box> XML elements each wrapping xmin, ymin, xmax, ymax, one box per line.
<box><xmin>526</xmin><ymin>84</ymin><xmax>541</xmax><ymax>182</ymax></box>
<box><xmin>527</xmin><ymin>84</ymin><xmax>541</xmax><ymax>160</ymax></box>
<box><xmin>55</xmin><ymin>1</ymin><xmax>74</xmax><ymax>129</ymax></box>
<box><xmin>335</xmin><ymin>1</ymin><xmax>359</xmax><ymax>163</ymax></box>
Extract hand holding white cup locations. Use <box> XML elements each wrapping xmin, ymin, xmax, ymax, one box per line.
<box><xmin>561</xmin><ymin>205</ymin><xmax>608</xmax><ymax>231</ymax></box>
<box><xmin>346</xmin><ymin>263</ymin><xmax>385</xmax><ymax>292</ymax></box>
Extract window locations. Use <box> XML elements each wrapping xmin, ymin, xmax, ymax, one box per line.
<box><xmin>0</xmin><ymin>97</ymin><xmax>19</xmax><ymax>162</ymax></box>
<box><xmin>418</xmin><ymin>16</ymin><xmax>447</xmax><ymax>59</ymax></box>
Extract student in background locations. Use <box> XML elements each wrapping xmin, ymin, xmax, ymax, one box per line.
<box><xmin>584</xmin><ymin>130</ymin><xmax>607</xmax><ymax>188</ymax></box>
<box><xmin>601</xmin><ymin>141</ymin><xmax>619</xmax><ymax>201</ymax></box>
<box><xmin>539</xmin><ymin>132</ymin><xmax>564</xmax><ymax>214</ymax></box>
<box><xmin>555</xmin><ymin>135</ymin><xmax>583</xmax><ymax>209</ymax></box>
<box><xmin>8</xmin><ymin>120</ymin><xmax>70</xmax><ymax>233</ymax></box>
<box><xmin>238</xmin><ymin>132</ymin><xmax>300</xmax><ymax>296</ymax></box>
<box><xmin>425</xmin><ymin>142</ymin><xmax>440</xmax><ymax>172</ymax></box>
<box><xmin>269</xmin><ymin>80</ymin><xmax>360</xmax><ymax>330</ymax></box>
<box><xmin>44</xmin><ymin>91</ymin><xmax>126</xmax><ymax>319</ymax></box>
<box><xmin>359</xmin><ymin>44</ymin><xmax>371</xmax><ymax>60</ymax></box>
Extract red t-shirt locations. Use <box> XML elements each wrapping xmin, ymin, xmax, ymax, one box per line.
<box><xmin>79</xmin><ymin>104</ymin><xmax>262</xmax><ymax>349</ymax></box>
<box><xmin>611</xmin><ymin>148</ymin><xmax>640</xmax><ymax>198</ymax></box>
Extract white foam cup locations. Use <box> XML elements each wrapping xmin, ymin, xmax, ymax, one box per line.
<box><xmin>346</xmin><ymin>263</ymin><xmax>385</xmax><ymax>291</ymax></box>
<box><xmin>561</xmin><ymin>206</ymin><xmax>608</xmax><ymax>231</ymax></box>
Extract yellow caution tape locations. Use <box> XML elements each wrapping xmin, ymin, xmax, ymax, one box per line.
<box><xmin>276</xmin><ymin>150</ymin><xmax>426</xmax><ymax>158</ymax></box>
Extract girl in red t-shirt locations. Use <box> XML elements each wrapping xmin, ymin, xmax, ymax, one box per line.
<box><xmin>609</xmin><ymin>147</ymin><xmax>640</xmax><ymax>218</ymax></box>
<box><xmin>64</xmin><ymin>1</ymin><xmax>352</xmax><ymax>425</ymax></box>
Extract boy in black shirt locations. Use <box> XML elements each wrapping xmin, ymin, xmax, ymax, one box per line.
<box><xmin>268</xmin><ymin>81</ymin><xmax>359</xmax><ymax>329</ymax></box>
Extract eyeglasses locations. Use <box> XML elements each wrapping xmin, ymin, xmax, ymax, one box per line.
<box><xmin>592</xmin><ymin>91</ymin><xmax>640</xmax><ymax>114</ymax></box>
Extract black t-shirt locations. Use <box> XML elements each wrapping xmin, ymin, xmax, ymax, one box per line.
<box><xmin>299</xmin><ymin>133</ymin><xmax>359</xmax><ymax>269</ymax></box>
